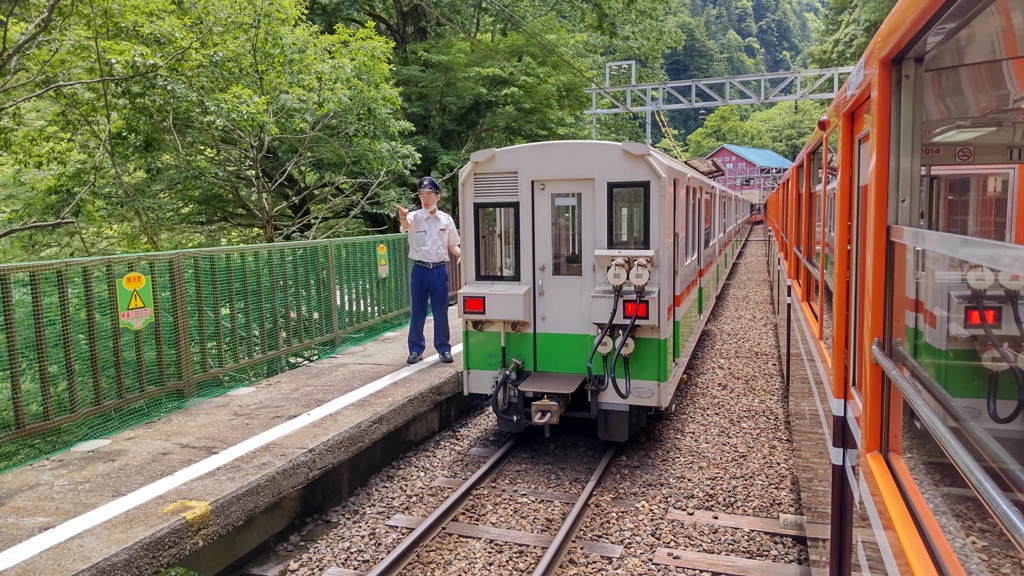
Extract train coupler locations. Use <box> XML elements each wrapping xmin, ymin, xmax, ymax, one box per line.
<box><xmin>531</xmin><ymin>395</ymin><xmax>562</xmax><ymax>437</ymax></box>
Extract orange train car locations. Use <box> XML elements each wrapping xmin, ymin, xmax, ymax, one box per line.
<box><xmin>765</xmin><ymin>0</ymin><xmax>1024</xmax><ymax>574</ymax></box>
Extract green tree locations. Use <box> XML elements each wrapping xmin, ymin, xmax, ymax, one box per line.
<box><xmin>805</xmin><ymin>0</ymin><xmax>896</xmax><ymax>67</ymax></box>
<box><xmin>685</xmin><ymin>106</ymin><xmax>767</xmax><ymax>157</ymax></box>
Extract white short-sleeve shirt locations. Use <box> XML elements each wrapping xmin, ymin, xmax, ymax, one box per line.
<box><xmin>405</xmin><ymin>209</ymin><xmax>460</xmax><ymax>263</ymax></box>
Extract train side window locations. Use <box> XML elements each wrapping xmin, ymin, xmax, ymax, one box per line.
<box><xmin>690</xmin><ymin>187</ymin><xmax>699</xmax><ymax>259</ymax></box>
<box><xmin>928</xmin><ymin>171</ymin><xmax>1011</xmax><ymax>241</ymax></box>
<box><xmin>474</xmin><ymin>203</ymin><xmax>520</xmax><ymax>281</ymax></box>
<box><xmin>684</xmin><ymin>186</ymin><xmax>691</xmax><ymax>260</ymax></box>
<box><xmin>809</xmin><ymin>147</ymin><xmax>823</xmax><ymax>266</ymax></box>
<box><xmin>551</xmin><ymin>193</ymin><xmax>582</xmax><ymax>276</ymax></box>
<box><xmin>607</xmin><ymin>182</ymin><xmax>650</xmax><ymax>250</ymax></box>
<box><xmin>702</xmin><ymin>189</ymin><xmax>712</xmax><ymax>249</ymax></box>
<box><xmin>795</xmin><ymin>162</ymin><xmax>804</xmax><ymax>251</ymax></box>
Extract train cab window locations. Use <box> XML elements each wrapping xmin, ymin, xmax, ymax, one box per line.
<box><xmin>926</xmin><ymin>170</ymin><xmax>1012</xmax><ymax>241</ymax></box>
<box><xmin>607</xmin><ymin>182</ymin><xmax>650</xmax><ymax>250</ymax></box>
<box><xmin>551</xmin><ymin>193</ymin><xmax>582</xmax><ymax>276</ymax></box>
<box><xmin>474</xmin><ymin>203</ymin><xmax>520</xmax><ymax>281</ymax></box>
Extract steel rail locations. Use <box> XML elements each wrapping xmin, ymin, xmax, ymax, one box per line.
<box><xmin>532</xmin><ymin>444</ymin><xmax>618</xmax><ymax>576</ymax></box>
<box><xmin>365</xmin><ymin>436</ymin><xmax>521</xmax><ymax>576</ymax></box>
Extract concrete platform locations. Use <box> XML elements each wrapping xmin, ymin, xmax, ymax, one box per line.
<box><xmin>0</xmin><ymin>309</ymin><xmax>470</xmax><ymax>576</ymax></box>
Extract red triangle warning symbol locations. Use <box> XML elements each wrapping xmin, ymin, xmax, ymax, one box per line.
<box><xmin>128</xmin><ymin>290</ymin><xmax>146</xmax><ymax>310</ymax></box>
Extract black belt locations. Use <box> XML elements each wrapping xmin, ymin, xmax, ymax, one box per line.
<box><xmin>414</xmin><ymin>260</ymin><xmax>446</xmax><ymax>268</ymax></box>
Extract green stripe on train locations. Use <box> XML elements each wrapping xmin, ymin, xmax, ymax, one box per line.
<box><xmin>463</xmin><ymin>330</ymin><xmax>668</xmax><ymax>382</ymax></box>
<box><xmin>904</xmin><ymin>326</ymin><xmax>1019</xmax><ymax>400</ymax></box>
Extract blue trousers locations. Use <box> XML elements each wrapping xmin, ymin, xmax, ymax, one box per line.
<box><xmin>409</xmin><ymin>263</ymin><xmax>450</xmax><ymax>355</ymax></box>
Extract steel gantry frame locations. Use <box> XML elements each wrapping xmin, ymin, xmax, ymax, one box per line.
<box><xmin>587</xmin><ymin>61</ymin><xmax>855</xmax><ymax>145</ymax></box>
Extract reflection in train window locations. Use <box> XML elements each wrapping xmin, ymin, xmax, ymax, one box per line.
<box><xmin>926</xmin><ymin>170</ymin><xmax>1012</xmax><ymax>241</ymax></box>
<box><xmin>474</xmin><ymin>203</ymin><xmax>520</xmax><ymax>281</ymax></box>
<box><xmin>551</xmin><ymin>193</ymin><xmax>582</xmax><ymax>276</ymax></box>
<box><xmin>607</xmin><ymin>182</ymin><xmax>650</xmax><ymax>250</ymax></box>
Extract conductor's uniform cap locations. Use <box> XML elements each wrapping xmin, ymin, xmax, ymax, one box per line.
<box><xmin>418</xmin><ymin>176</ymin><xmax>441</xmax><ymax>194</ymax></box>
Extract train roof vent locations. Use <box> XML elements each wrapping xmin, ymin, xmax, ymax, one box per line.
<box><xmin>473</xmin><ymin>172</ymin><xmax>519</xmax><ymax>201</ymax></box>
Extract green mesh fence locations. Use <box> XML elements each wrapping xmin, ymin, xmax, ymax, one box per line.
<box><xmin>0</xmin><ymin>234</ymin><xmax>453</xmax><ymax>474</ymax></box>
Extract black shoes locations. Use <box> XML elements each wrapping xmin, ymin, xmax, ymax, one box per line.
<box><xmin>407</xmin><ymin>351</ymin><xmax>453</xmax><ymax>364</ymax></box>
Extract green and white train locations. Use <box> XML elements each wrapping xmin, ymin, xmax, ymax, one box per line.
<box><xmin>455</xmin><ymin>140</ymin><xmax>752</xmax><ymax>441</ymax></box>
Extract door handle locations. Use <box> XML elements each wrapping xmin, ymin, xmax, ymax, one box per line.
<box><xmin>538</xmin><ymin>280</ymin><xmax>544</xmax><ymax>295</ymax></box>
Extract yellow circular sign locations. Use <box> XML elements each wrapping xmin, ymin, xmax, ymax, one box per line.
<box><xmin>122</xmin><ymin>272</ymin><xmax>146</xmax><ymax>290</ymax></box>
<box><xmin>377</xmin><ymin>244</ymin><xmax>387</xmax><ymax>255</ymax></box>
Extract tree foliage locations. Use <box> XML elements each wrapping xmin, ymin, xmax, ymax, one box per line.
<box><xmin>804</xmin><ymin>0</ymin><xmax>896</xmax><ymax>67</ymax></box>
<box><xmin>0</xmin><ymin>0</ymin><xmax>859</xmax><ymax>262</ymax></box>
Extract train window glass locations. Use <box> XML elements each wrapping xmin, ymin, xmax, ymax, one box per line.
<box><xmin>796</xmin><ymin>162</ymin><xmax>804</xmax><ymax>249</ymax></box>
<box><xmin>684</xmin><ymin>186</ymin><xmax>691</xmax><ymax>260</ymax></box>
<box><xmin>703</xmin><ymin>190</ymin><xmax>713</xmax><ymax>249</ymax></box>
<box><xmin>551</xmin><ymin>193</ymin><xmax>582</xmax><ymax>276</ymax></box>
<box><xmin>473</xmin><ymin>203</ymin><xmax>520</xmax><ymax>281</ymax></box>
<box><xmin>809</xmin><ymin>148</ymin><xmax>823</xmax><ymax>266</ymax></box>
<box><xmin>720</xmin><ymin>196</ymin><xmax>726</xmax><ymax>238</ymax></box>
<box><xmin>690</xmin><ymin>188</ymin><xmax>699</xmax><ymax>259</ymax></box>
<box><xmin>607</xmin><ymin>182</ymin><xmax>649</xmax><ymax>250</ymax></box>
<box><xmin>929</xmin><ymin>171</ymin><xmax>1011</xmax><ymax>241</ymax></box>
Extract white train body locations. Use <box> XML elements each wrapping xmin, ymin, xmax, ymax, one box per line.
<box><xmin>456</xmin><ymin>140</ymin><xmax>750</xmax><ymax>441</ymax></box>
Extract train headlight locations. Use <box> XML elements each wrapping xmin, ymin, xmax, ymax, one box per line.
<box><xmin>629</xmin><ymin>258</ymin><xmax>652</xmax><ymax>289</ymax></box>
<box><xmin>997</xmin><ymin>270</ymin><xmax>1024</xmax><ymax>292</ymax></box>
<box><xmin>608</xmin><ymin>258</ymin><xmax>629</xmax><ymax>287</ymax></box>
<box><xmin>965</xmin><ymin>265</ymin><xmax>995</xmax><ymax>292</ymax></box>
<box><xmin>614</xmin><ymin>335</ymin><xmax>635</xmax><ymax>357</ymax></box>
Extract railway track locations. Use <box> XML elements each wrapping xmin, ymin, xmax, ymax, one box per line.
<box><xmin>250</xmin><ymin>233</ymin><xmax>819</xmax><ymax>576</ymax></box>
<box><xmin>318</xmin><ymin>434</ymin><xmax>618</xmax><ymax>576</ymax></box>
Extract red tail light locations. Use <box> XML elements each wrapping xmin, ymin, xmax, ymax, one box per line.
<box><xmin>623</xmin><ymin>300</ymin><xmax>649</xmax><ymax>319</ymax></box>
<box><xmin>965</xmin><ymin>307</ymin><xmax>1001</xmax><ymax>328</ymax></box>
<box><xmin>463</xmin><ymin>296</ymin><xmax>486</xmax><ymax>314</ymax></box>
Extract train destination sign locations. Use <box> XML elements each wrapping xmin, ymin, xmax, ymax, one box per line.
<box><xmin>117</xmin><ymin>271</ymin><xmax>154</xmax><ymax>330</ymax></box>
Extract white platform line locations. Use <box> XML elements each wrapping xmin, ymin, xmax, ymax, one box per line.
<box><xmin>0</xmin><ymin>344</ymin><xmax>462</xmax><ymax>572</ymax></box>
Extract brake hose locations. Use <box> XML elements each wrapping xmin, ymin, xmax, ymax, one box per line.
<box><xmin>608</xmin><ymin>291</ymin><xmax>642</xmax><ymax>399</ymax></box>
<box><xmin>586</xmin><ymin>289</ymin><xmax>620</xmax><ymax>391</ymax></box>
<box><xmin>975</xmin><ymin>297</ymin><xmax>1024</xmax><ymax>423</ymax></box>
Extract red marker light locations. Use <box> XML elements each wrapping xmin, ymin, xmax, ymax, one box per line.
<box><xmin>965</xmin><ymin>307</ymin><xmax>1001</xmax><ymax>328</ymax></box>
<box><xmin>623</xmin><ymin>300</ymin><xmax>649</xmax><ymax>319</ymax></box>
<box><xmin>817</xmin><ymin>115</ymin><xmax>829</xmax><ymax>132</ymax></box>
<box><xmin>463</xmin><ymin>296</ymin><xmax>485</xmax><ymax>314</ymax></box>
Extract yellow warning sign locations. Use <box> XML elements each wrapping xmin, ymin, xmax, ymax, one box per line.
<box><xmin>377</xmin><ymin>244</ymin><xmax>387</xmax><ymax>255</ymax></box>
<box><xmin>122</xmin><ymin>273</ymin><xmax>146</xmax><ymax>291</ymax></box>
<box><xmin>127</xmin><ymin>290</ymin><xmax>146</xmax><ymax>310</ymax></box>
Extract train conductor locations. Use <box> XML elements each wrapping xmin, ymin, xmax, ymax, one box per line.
<box><xmin>397</xmin><ymin>176</ymin><xmax>461</xmax><ymax>364</ymax></box>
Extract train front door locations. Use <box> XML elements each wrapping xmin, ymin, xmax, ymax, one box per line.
<box><xmin>532</xmin><ymin>179</ymin><xmax>596</xmax><ymax>373</ymax></box>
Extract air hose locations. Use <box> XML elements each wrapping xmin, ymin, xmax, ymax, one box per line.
<box><xmin>608</xmin><ymin>291</ymin><xmax>642</xmax><ymax>399</ymax></box>
<box><xmin>586</xmin><ymin>289</ymin><xmax>621</xmax><ymax>391</ymax></box>
<box><xmin>975</xmin><ymin>297</ymin><xmax>1024</xmax><ymax>424</ymax></box>
<box><xmin>491</xmin><ymin>358</ymin><xmax>523</xmax><ymax>423</ymax></box>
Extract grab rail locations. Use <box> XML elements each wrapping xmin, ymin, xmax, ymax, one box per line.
<box><xmin>891</xmin><ymin>341</ymin><xmax>1024</xmax><ymax>497</ymax></box>
<box><xmin>871</xmin><ymin>341</ymin><xmax>1024</xmax><ymax>555</ymax></box>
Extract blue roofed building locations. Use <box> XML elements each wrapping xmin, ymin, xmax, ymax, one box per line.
<box><xmin>705</xmin><ymin>144</ymin><xmax>792</xmax><ymax>204</ymax></box>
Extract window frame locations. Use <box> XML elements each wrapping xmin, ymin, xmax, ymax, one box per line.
<box><xmin>606</xmin><ymin>181</ymin><xmax>651</xmax><ymax>250</ymax></box>
<box><xmin>473</xmin><ymin>201</ymin><xmax>521</xmax><ymax>282</ymax></box>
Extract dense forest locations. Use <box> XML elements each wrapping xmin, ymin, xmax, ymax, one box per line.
<box><xmin>0</xmin><ymin>0</ymin><xmax>895</xmax><ymax>261</ymax></box>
